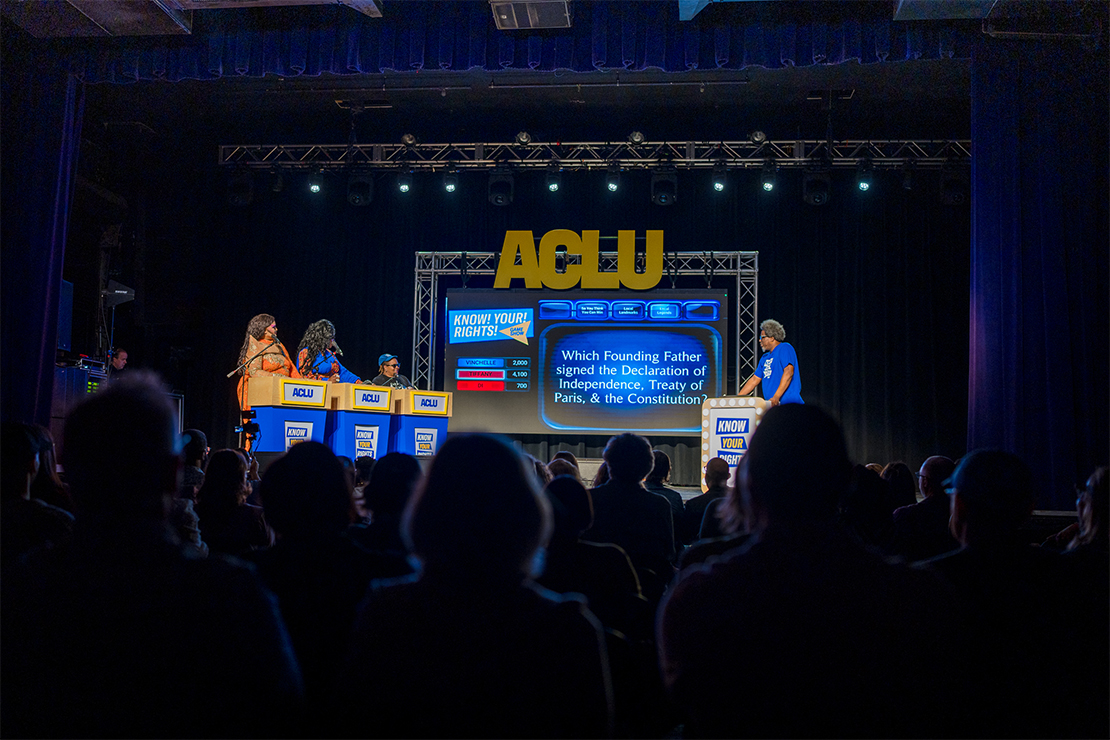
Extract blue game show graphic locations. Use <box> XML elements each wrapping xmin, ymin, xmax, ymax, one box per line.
<box><xmin>448</xmin><ymin>308</ymin><xmax>534</xmax><ymax>345</ymax></box>
<box><xmin>539</xmin><ymin>324</ymin><xmax>722</xmax><ymax>433</ymax></box>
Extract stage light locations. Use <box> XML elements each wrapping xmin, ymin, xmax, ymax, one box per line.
<box><xmin>802</xmin><ymin>169</ymin><xmax>831</xmax><ymax>206</ymax></box>
<box><xmin>546</xmin><ymin>164</ymin><xmax>562</xmax><ymax>192</ymax></box>
<box><xmin>651</xmin><ymin>169</ymin><xmax>677</xmax><ymax>206</ymax></box>
<box><xmin>856</xmin><ymin>158</ymin><xmax>874</xmax><ymax>192</ymax></box>
<box><xmin>940</xmin><ymin>166</ymin><xmax>970</xmax><ymax>205</ymax></box>
<box><xmin>347</xmin><ymin>172</ymin><xmax>373</xmax><ymax>206</ymax></box>
<box><xmin>270</xmin><ymin>171</ymin><xmax>284</xmax><ymax>193</ymax></box>
<box><xmin>488</xmin><ymin>169</ymin><xmax>513</xmax><ymax>206</ymax></box>
<box><xmin>227</xmin><ymin>171</ymin><xmax>253</xmax><ymax>205</ymax></box>
<box><xmin>401</xmin><ymin>133</ymin><xmax>417</xmax><ymax>146</ymax></box>
<box><xmin>307</xmin><ymin>172</ymin><xmax>323</xmax><ymax>194</ymax></box>
<box><xmin>396</xmin><ymin>171</ymin><xmax>413</xmax><ymax>193</ymax></box>
<box><xmin>443</xmin><ymin>168</ymin><xmax>458</xmax><ymax>193</ymax></box>
<box><xmin>515</xmin><ymin>131</ymin><xmax>532</xmax><ymax>145</ymax></box>
<box><xmin>760</xmin><ymin>159</ymin><xmax>778</xmax><ymax>192</ymax></box>
<box><xmin>606</xmin><ymin>163</ymin><xmax>621</xmax><ymax>192</ymax></box>
<box><xmin>628</xmin><ymin>131</ymin><xmax>645</xmax><ymax>145</ymax></box>
<box><xmin>750</xmin><ymin>130</ymin><xmax>767</xmax><ymax>144</ymax></box>
<box><xmin>712</xmin><ymin>162</ymin><xmax>728</xmax><ymax>192</ymax></box>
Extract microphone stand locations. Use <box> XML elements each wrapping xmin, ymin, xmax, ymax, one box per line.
<box><xmin>227</xmin><ymin>340</ymin><xmax>284</xmax><ymax>378</ymax></box>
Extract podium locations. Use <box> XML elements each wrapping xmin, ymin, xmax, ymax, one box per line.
<box><xmin>699</xmin><ymin>396</ymin><xmax>767</xmax><ymax>492</ymax></box>
<box><xmin>246</xmin><ymin>376</ymin><xmax>330</xmax><ymax>452</ymax></box>
<box><xmin>386</xmin><ymin>389</ymin><xmax>453</xmax><ymax>457</ymax></box>
<box><xmin>325</xmin><ymin>383</ymin><xmax>394</xmax><ymax>460</ymax></box>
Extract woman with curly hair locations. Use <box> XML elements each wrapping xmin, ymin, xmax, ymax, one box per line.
<box><xmin>296</xmin><ymin>319</ymin><xmax>363</xmax><ymax>383</ymax></box>
<box><xmin>235</xmin><ymin>313</ymin><xmax>300</xmax><ymax>413</ymax></box>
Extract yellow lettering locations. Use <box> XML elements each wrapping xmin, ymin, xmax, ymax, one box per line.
<box><xmin>616</xmin><ymin>230</ymin><xmax>663</xmax><ymax>290</ymax></box>
<box><xmin>537</xmin><ymin>230</ymin><xmax>583</xmax><ymax>290</ymax></box>
<box><xmin>493</xmin><ymin>231</ymin><xmax>542</xmax><ymax>288</ymax></box>
<box><xmin>579</xmin><ymin>231</ymin><xmax>619</xmax><ymax>289</ymax></box>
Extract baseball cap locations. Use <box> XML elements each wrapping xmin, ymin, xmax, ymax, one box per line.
<box><xmin>378</xmin><ymin>353</ymin><xmax>398</xmax><ymax>367</ymax></box>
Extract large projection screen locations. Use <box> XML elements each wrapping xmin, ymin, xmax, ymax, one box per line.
<box><xmin>445</xmin><ymin>289</ymin><xmax>728</xmax><ymax>436</ymax></box>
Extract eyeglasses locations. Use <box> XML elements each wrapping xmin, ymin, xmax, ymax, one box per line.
<box><xmin>385</xmin><ymin>363</ymin><xmax>400</xmax><ymax>368</ymax></box>
<box><xmin>912</xmin><ymin>472</ymin><xmax>929</xmax><ymax>482</ymax></box>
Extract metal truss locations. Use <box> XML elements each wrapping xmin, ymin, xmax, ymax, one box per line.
<box><xmin>222</xmin><ymin>139</ymin><xmax>970</xmax><ymax>172</ymax></box>
<box><xmin>412</xmin><ymin>250</ymin><xmax>759</xmax><ymax>394</ymax></box>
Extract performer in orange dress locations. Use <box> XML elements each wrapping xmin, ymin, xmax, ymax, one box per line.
<box><xmin>236</xmin><ymin>313</ymin><xmax>301</xmax><ymax>414</ymax></box>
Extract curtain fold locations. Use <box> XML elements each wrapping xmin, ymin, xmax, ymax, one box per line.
<box><xmin>55</xmin><ymin>3</ymin><xmax>972</xmax><ymax>84</ymax></box>
<box><xmin>969</xmin><ymin>37</ymin><xmax>1109</xmax><ymax>509</ymax></box>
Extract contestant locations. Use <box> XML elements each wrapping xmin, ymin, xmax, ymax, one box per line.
<box><xmin>236</xmin><ymin>313</ymin><xmax>300</xmax><ymax>412</ymax></box>
<box><xmin>296</xmin><ymin>319</ymin><xmax>363</xmax><ymax>383</ymax></box>
<box><xmin>737</xmin><ymin>319</ymin><xmax>803</xmax><ymax>406</ymax></box>
<box><xmin>371</xmin><ymin>354</ymin><xmax>415</xmax><ymax>389</ymax></box>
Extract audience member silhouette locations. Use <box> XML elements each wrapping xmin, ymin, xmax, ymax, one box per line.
<box><xmin>643</xmin><ymin>449</ymin><xmax>686</xmax><ymax>550</ymax></box>
<box><xmin>923</xmin><ymin>449</ymin><xmax>1105</xmax><ymax>738</ymax></box>
<box><xmin>547</xmin><ymin>457</ymin><xmax>581</xmax><ymax>481</ymax></box>
<box><xmin>658</xmin><ymin>404</ymin><xmax>966</xmax><ymax>738</ymax></box>
<box><xmin>528</xmin><ymin>452</ymin><xmax>554</xmax><ymax>487</ymax></box>
<box><xmin>339</xmin><ymin>434</ymin><xmax>613</xmax><ymax>738</ymax></box>
<box><xmin>681</xmin><ymin>457</ymin><xmax>730</xmax><ymax>545</ymax></box>
<box><xmin>1</xmin><ymin>422</ymin><xmax>74</xmax><ymax>562</ymax></box>
<box><xmin>678</xmin><ymin>481</ymin><xmax>752</xmax><ymax>571</ymax></box>
<box><xmin>591</xmin><ymin>460</ymin><xmax>610</xmax><ymax>487</ymax></box>
<box><xmin>351</xmin><ymin>454</ymin><xmax>376</xmax><ymax>521</ymax></box>
<box><xmin>882</xmin><ymin>460</ymin><xmax>917</xmax><ymax>509</ymax></box>
<box><xmin>195</xmin><ymin>448</ymin><xmax>273</xmax><ymax>557</ymax></box>
<box><xmin>346</xmin><ymin>451</ymin><xmax>422</xmax><ymax>566</ymax></box>
<box><xmin>583</xmin><ymin>433</ymin><xmax>675</xmax><ymax>602</ymax></box>
<box><xmin>27</xmin><ymin>424</ymin><xmax>75</xmax><ymax>513</ymax></box>
<box><xmin>838</xmin><ymin>463</ymin><xmax>894</xmax><ymax>548</ymax></box>
<box><xmin>246</xmin><ymin>442</ymin><xmax>407</xmax><ymax>725</ymax></box>
<box><xmin>1</xmin><ymin>372</ymin><xmax>303</xmax><ymax>737</ymax></box>
<box><xmin>552</xmin><ymin>450</ymin><xmax>580</xmax><ymax>468</ymax></box>
<box><xmin>886</xmin><ymin>455</ymin><xmax>958</xmax><ymax>561</ymax></box>
<box><xmin>180</xmin><ymin>427</ymin><xmax>208</xmax><ymax>499</ymax></box>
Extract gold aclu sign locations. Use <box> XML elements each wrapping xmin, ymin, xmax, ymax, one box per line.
<box><xmin>493</xmin><ymin>230</ymin><xmax>663</xmax><ymax>290</ymax></box>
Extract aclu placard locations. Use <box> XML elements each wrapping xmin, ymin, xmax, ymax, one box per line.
<box><xmin>410</xmin><ymin>391</ymin><xmax>449</xmax><ymax>416</ymax></box>
<box><xmin>284</xmin><ymin>420</ymin><xmax>314</xmax><ymax>451</ymax></box>
<box><xmin>352</xmin><ymin>386</ymin><xmax>391</xmax><ymax>412</ymax></box>
<box><xmin>353</xmin><ymin>424</ymin><xmax>380</xmax><ymax>458</ymax></box>
<box><xmin>281</xmin><ymin>379</ymin><xmax>327</xmax><ymax>407</ymax></box>
<box><xmin>701</xmin><ymin>397</ymin><xmax>765</xmax><ymax>487</ymax></box>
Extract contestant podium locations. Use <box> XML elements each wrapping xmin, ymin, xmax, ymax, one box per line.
<box><xmin>387</xmin><ymin>389</ymin><xmax>452</xmax><ymax>457</ymax></box>
<box><xmin>246</xmin><ymin>376</ymin><xmax>330</xmax><ymax>453</ymax></box>
<box><xmin>325</xmin><ymin>383</ymin><xmax>394</xmax><ymax>460</ymax></box>
<box><xmin>700</xmin><ymin>396</ymin><xmax>767</xmax><ymax>491</ymax></box>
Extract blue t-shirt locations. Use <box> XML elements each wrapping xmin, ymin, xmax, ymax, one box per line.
<box><xmin>758</xmin><ymin>342</ymin><xmax>803</xmax><ymax>404</ymax></box>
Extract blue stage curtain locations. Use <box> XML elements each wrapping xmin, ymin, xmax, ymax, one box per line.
<box><xmin>58</xmin><ymin>2</ymin><xmax>971</xmax><ymax>84</ymax></box>
<box><xmin>0</xmin><ymin>39</ymin><xmax>85</xmax><ymax>426</ymax></box>
<box><xmin>969</xmin><ymin>36</ymin><xmax>1109</xmax><ymax>509</ymax></box>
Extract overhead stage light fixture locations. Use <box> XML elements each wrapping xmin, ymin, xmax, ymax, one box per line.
<box><xmin>901</xmin><ymin>160</ymin><xmax>915</xmax><ymax>191</ymax></box>
<box><xmin>750</xmin><ymin>130</ymin><xmax>767</xmax><ymax>144</ymax></box>
<box><xmin>628</xmin><ymin>131</ymin><xmax>646</xmax><ymax>145</ymax></box>
<box><xmin>307</xmin><ymin>172</ymin><xmax>323</xmax><ymax>194</ymax></box>
<box><xmin>760</xmin><ymin>160</ymin><xmax>778</xmax><ymax>192</ymax></box>
<box><xmin>397</xmin><ymin>171</ymin><xmax>413</xmax><ymax>193</ymax></box>
<box><xmin>651</xmin><ymin>168</ymin><xmax>677</xmax><ymax>206</ymax></box>
<box><xmin>443</xmin><ymin>167</ymin><xmax>458</xmax><ymax>193</ymax></box>
<box><xmin>488</xmin><ymin>169</ymin><xmax>514</xmax><ymax>206</ymax></box>
<box><xmin>546</xmin><ymin>164</ymin><xmax>562</xmax><ymax>192</ymax></box>
<box><xmin>515</xmin><ymin>131</ymin><xmax>532</xmax><ymax>145</ymax></box>
<box><xmin>802</xmin><ymin>168</ymin><xmax>831</xmax><ymax>206</ymax></box>
<box><xmin>401</xmin><ymin>133</ymin><xmax>418</xmax><ymax>146</ymax></box>
<box><xmin>347</xmin><ymin>172</ymin><xmax>373</xmax><ymax>206</ymax></box>
<box><xmin>712</xmin><ymin>162</ymin><xmax>728</xmax><ymax>192</ymax></box>
<box><xmin>856</xmin><ymin>158</ymin><xmax>874</xmax><ymax>192</ymax></box>
<box><xmin>606</xmin><ymin>163</ymin><xmax>621</xmax><ymax>192</ymax></box>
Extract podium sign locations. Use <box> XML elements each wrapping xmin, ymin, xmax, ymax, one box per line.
<box><xmin>700</xmin><ymin>396</ymin><xmax>767</xmax><ymax>492</ymax></box>
<box><xmin>327</xmin><ymin>383</ymin><xmax>392</xmax><ymax>412</ymax></box>
<box><xmin>391</xmin><ymin>389</ymin><xmax>452</xmax><ymax>416</ymax></box>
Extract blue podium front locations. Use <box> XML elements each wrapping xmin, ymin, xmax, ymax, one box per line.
<box><xmin>386</xmin><ymin>389</ymin><xmax>452</xmax><ymax>457</ymax></box>
<box><xmin>325</xmin><ymin>384</ymin><xmax>394</xmax><ymax>459</ymax></box>
<box><xmin>247</xmin><ymin>376</ymin><xmax>330</xmax><ymax>453</ymax></box>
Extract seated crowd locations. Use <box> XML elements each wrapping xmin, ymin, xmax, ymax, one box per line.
<box><xmin>1</xmin><ymin>371</ymin><xmax>1106</xmax><ymax>738</ymax></box>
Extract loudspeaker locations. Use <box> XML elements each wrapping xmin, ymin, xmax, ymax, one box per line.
<box><xmin>802</xmin><ymin>171</ymin><xmax>831</xmax><ymax>206</ymax></box>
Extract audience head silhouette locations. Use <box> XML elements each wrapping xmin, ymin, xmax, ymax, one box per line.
<box><xmin>647</xmin><ymin>449</ymin><xmax>671</xmax><ymax>484</ymax></box>
<box><xmin>602</xmin><ymin>433</ymin><xmax>654</xmax><ymax>484</ymax></box>
<box><xmin>705</xmin><ymin>456</ymin><xmax>731</xmax><ymax>488</ymax></box>
<box><xmin>362</xmin><ymin>452</ymin><xmax>422</xmax><ymax>519</ymax></box>
<box><xmin>739</xmin><ymin>404</ymin><xmax>851</xmax><ymax>527</ymax></box>
<box><xmin>62</xmin><ymin>371</ymin><xmax>179</xmax><ymax>522</ymax></box>
<box><xmin>404</xmin><ymin>434</ymin><xmax>551</xmax><ymax>579</ymax></box>
<box><xmin>946</xmin><ymin>448</ymin><xmax>1036</xmax><ymax>543</ymax></box>
<box><xmin>545</xmin><ymin>475</ymin><xmax>594</xmax><ymax>540</ymax></box>
<box><xmin>260</xmin><ymin>441</ymin><xmax>354</xmax><ymax>537</ymax></box>
<box><xmin>197</xmin><ymin>449</ymin><xmax>251</xmax><ymax>512</ymax></box>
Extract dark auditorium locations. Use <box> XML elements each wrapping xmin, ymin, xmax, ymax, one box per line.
<box><xmin>2</xmin><ymin>1</ymin><xmax>1107</xmax><ymax>738</ymax></box>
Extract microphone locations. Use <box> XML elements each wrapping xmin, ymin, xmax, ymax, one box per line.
<box><xmin>330</xmin><ymin>340</ymin><xmax>344</xmax><ymax>356</ymax></box>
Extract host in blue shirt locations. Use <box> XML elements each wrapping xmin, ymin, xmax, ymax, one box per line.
<box><xmin>738</xmin><ymin>319</ymin><xmax>803</xmax><ymax>406</ymax></box>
